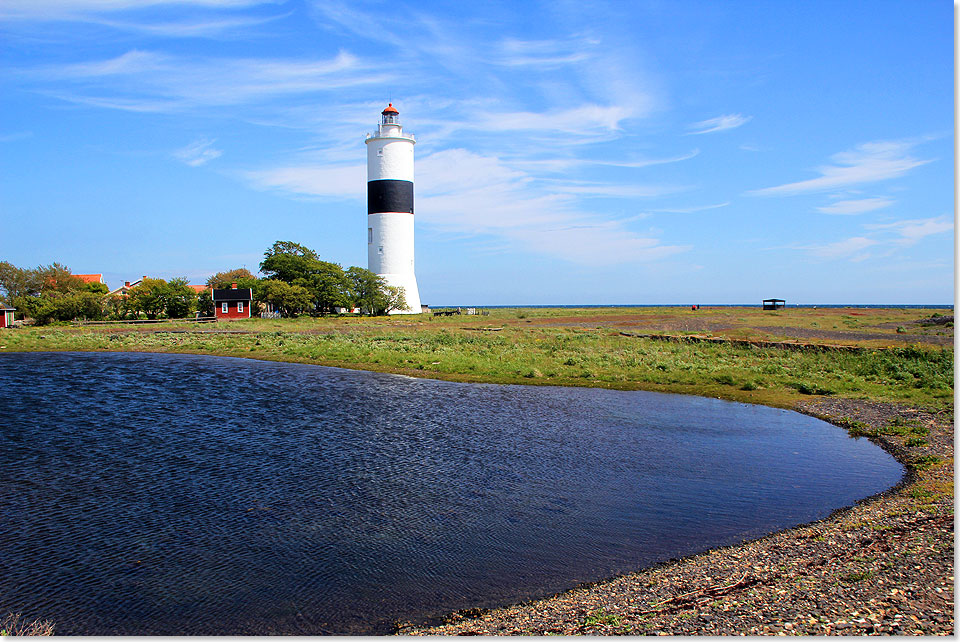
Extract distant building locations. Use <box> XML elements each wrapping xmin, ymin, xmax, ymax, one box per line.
<box><xmin>108</xmin><ymin>276</ymin><xmax>148</xmax><ymax>298</ymax></box>
<box><xmin>763</xmin><ymin>298</ymin><xmax>786</xmax><ymax>310</ymax></box>
<box><xmin>212</xmin><ymin>283</ymin><xmax>252</xmax><ymax>320</ymax></box>
<box><xmin>0</xmin><ymin>304</ymin><xmax>15</xmax><ymax>328</ymax></box>
<box><xmin>186</xmin><ymin>284</ymin><xmax>208</xmax><ymax>294</ymax></box>
<box><xmin>74</xmin><ymin>274</ymin><xmax>105</xmax><ymax>285</ymax></box>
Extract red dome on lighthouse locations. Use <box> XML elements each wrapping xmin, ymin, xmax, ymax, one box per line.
<box><xmin>382</xmin><ymin>103</ymin><xmax>399</xmax><ymax>114</ymax></box>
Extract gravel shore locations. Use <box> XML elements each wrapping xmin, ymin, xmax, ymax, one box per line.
<box><xmin>399</xmin><ymin>399</ymin><xmax>954</xmax><ymax>636</ymax></box>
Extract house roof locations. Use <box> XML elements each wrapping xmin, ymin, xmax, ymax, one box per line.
<box><xmin>74</xmin><ymin>274</ymin><xmax>104</xmax><ymax>284</ymax></box>
<box><xmin>0</xmin><ymin>304</ymin><xmax>15</xmax><ymax>311</ymax></box>
<box><xmin>187</xmin><ymin>284</ymin><xmax>208</xmax><ymax>294</ymax></box>
<box><xmin>212</xmin><ymin>288</ymin><xmax>253</xmax><ymax>302</ymax></box>
<box><xmin>107</xmin><ymin>277</ymin><xmax>146</xmax><ymax>297</ymax></box>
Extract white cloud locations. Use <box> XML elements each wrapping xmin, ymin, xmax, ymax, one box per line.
<box><xmin>798</xmin><ymin>215</ymin><xmax>952</xmax><ymax>263</ymax></box>
<box><xmin>26</xmin><ymin>49</ymin><xmax>382</xmax><ymax>112</ymax></box>
<box><xmin>241</xmin><ymin>148</ymin><xmax>690</xmax><ymax>265</ymax></box>
<box><xmin>545</xmin><ymin>181</ymin><xmax>686</xmax><ymax>199</ymax></box>
<box><xmin>687</xmin><ymin>114</ymin><xmax>752</xmax><ymax>135</ymax></box>
<box><xmin>816</xmin><ymin>197</ymin><xmax>894</xmax><ymax>215</ymax></box>
<box><xmin>801</xmin><ymin>236</ymin><xmax>878</xmax><ymax>259</ymax></box>
<box><xmin>241</xmin><ymin>163</ymin><xmax>365</xmax><ymax>200</ymax></box>
<box><xmin>0</xmin><ymin>131</ymin><xmax>33</xmax><ymax>143</ymax></box>
<box><xmin>865</xmin><ymin>216</ymin><xmax>953</xmax><ymax>245</ymax></box>
<box><xmin>749</xmin><ymin>139</ymin><xmax>932</xmax><ymax>196</ymax></box>
<box><xmin>508</xmin><ymin>149</ymin><xmax>699</xmax><ymax>174</ymax></box>
<box><xmin>475</xmin><ymin>104</ymin><xmax>638</xmax><ymax>136</ymax></box>
<box><xmin>85</xmin><ymin>12</ymin><xmax>291</xmax><ymax>37</ymax></box>
<box><xmin>173</xmin><ymin>138</ymin><xmax>222</xmax><ymax>166</ymax></box>
<box><xmin>0</xmin><ymin>0</ymin><xmax>272</xmax><ymax>19</ymax></box>
<box><xmin>494</xmin><ymin>37</ymin><xmax>593</xmax><ymax>67</ymax></box>
<box><xmin>415</xmin><ymin>149</ymin><xmax>690</xmax><ymax>265</ymax></box>
<box><xmin>651</xmin><ymin>202</ymin><xmax>730</xmax><ymax>214</ymax></box>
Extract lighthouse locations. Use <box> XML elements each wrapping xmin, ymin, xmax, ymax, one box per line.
<box><xmin>365</xmin><ymin>103</ymin><xmax>421</xmax><ymax>314</ymax></box>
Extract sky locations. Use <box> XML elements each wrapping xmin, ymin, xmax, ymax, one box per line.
<box><xmin>0</xmin><ymin>0</ymin><xmax>954</xmax><ymax>305</ymax></box>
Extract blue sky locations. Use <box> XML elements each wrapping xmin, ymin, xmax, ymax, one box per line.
<box><xmin>1</xmin><ymin>0</ymin><xmax>953</xmax><ymax>305</ymax></box>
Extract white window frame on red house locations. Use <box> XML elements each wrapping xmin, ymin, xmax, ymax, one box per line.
<box><xmin>222</xmin><ymin>302</ymin><xmax>228</xmax><ymax>313</ymax></box>
<box><xmin>238</xmin><ymin>302</ymin><xmax>244</xmax><ymax>313</ymax></box>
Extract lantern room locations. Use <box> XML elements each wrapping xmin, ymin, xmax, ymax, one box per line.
<box><xmin>381</xmin><ymin>103</ymin><xmax>399</xmax><ymax>125</ymax></box>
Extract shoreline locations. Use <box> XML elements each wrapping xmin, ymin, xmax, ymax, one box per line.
<box><xmin>398</xmin><ymin>397</ymin><xmax>954</xmax><ymax>636</ymax></box>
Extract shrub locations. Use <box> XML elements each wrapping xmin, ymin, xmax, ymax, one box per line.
<box><xmin>0</xmin><ymin>613</ymin><xmax>54</xmax><ymax>636</ymax></box>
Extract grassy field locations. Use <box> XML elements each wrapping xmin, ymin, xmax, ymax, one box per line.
<box><xmin>0</xmin><ymin>306</ymin><xmax>952</xmax><ymax>410</ymax></box>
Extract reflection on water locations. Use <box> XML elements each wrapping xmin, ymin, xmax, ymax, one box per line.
<box><xmin>0</xmin><ymin>352</ymin><xmax>902</xmax><ymax>634</ymax></box>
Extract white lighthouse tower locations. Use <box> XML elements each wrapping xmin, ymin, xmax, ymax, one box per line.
<box><xmin>365</xmin><ymin>103</ymin><xmax>421</xmax><ymax>314</ymax></box>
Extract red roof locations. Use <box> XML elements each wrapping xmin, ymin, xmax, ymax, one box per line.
<box><xmin>74</xmin><ymin>274</ymin><xmax>104</xmax><ymax>284</ymax></box>
<box><xmin>187</xmin><ymin>285</ymin><xmax>208</xmax><ymax>294</ymax></box>
<box><xmin>382</xmin><ymin>103</ymin><xmax>398</xmax><ymax>114</ymax></box>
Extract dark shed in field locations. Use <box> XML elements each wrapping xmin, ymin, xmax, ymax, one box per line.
<box><xmin>763</xmin><ymin>298</ymin><xmax>786</xmax><ymax>310</ymax></box>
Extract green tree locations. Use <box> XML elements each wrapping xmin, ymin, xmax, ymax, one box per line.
<box><xmin>196</xmin><ymin>289</ymin><xmax>215</xmax><ymax>318</ymax></box>
<box><xmin>260</xmin><ymin>241</ymin><xmax>321</xmax><ymax>283</ymax></box>
<box><xmin>165</xmin><ymin>277</ymin><xmax>197</xmax><ymax>319</ymax></box>
<box><xmin>83</xmin><ymin>281</ymin><xmax>109</xmax><ymax>295</ymax></box>
<box><xmin>259</xmin><ymin>241</ymin><xmax>353</xmax><ymax>315</ymax></box>
<box><xmin>297</xmin><ymin>261</ymin><xmax>350</xmax><ymax>315</ymax></box>
<box><xmin>127</xmin><ymin>278</ymin><xmax>166</xmax><ymax>319</ymax></box>
<box><xmin>35</xmin><ymin>263</ymin><xmax>84</xmax><ymax>294</ymax></box>
<box><xmin>258</xmin><ymin>279</ymin><xmax>313</xmax><ymax>317</ymax></box>
<box><xmin>21</xmin><ymin>291</ymin><xmax>106</xmax><ymax>325</ymax></box>
<box><xmin>345</xmin><ymin>267</ymin><xmax>407</xmax><ymax>315</ymax></box>
<box><xmin>383</xmin><ymin>284</ymin><xmax>408</xmax><ymax>315</ymax></box>
<box><xmin>206</xmin><ymin>268</ymin><xmax>257</xmax><ymax>290</ymax></box>
<box><xmin>0</xmin><ymin>261</ymin><xmax>39</xmax><ymax>305</ymax></box>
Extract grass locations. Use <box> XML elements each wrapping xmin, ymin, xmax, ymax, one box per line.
<box><xmin>0</xmin><ymin>307</ymin><xmax>952</xmax><ymax>410</ymax></box>
<box><xmin>583</xmin><ymin>608</ymin><xmax>622</xmax><ymax>627</ymax></box>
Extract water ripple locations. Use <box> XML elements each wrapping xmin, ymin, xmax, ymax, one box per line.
<box><xmin>0</xmin><ymin>352</ymin><xmax>903</xmax><ymax>634</ymax></box>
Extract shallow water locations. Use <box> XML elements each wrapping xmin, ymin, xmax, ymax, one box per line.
<box><xmin>0</xmin><ymin>352</ymin><xmax>903</xmax><ymax>634</ymax></box>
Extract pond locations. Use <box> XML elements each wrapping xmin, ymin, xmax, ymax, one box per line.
<box><xmin>0</xmin><ymin>352</ymin><xmax>903</xmax><ymax>634</ymax></box>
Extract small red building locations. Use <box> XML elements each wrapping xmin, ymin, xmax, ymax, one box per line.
<box><xmin>212</xmin><ymin>283</ymin><xmax>253</xmax><ymax>320</ymax></box>
<box><xmin>0</xmin><ymin>304</ymin><xmax>15</xmax><ymax>328</ymax></box>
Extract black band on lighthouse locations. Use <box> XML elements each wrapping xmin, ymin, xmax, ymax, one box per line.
<box><xmin>367</xmin><ymin>179</ymin><xmax>414</xmax><ymax>214</ymax></box>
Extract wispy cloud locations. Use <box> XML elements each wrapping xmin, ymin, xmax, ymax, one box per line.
<box><xmin>509</xmin><ymin>149</ymin><xmax>699</xmax><ymax>174</ymax></box>
<box><xmin>801</xmin><ymin>236</ymin><xmax>878</xmax><ymax>260</ymax></box>
<box><xmin>241</xmin><ymin>163</ymin><xmax>365</xmax><ymax>200</ymax></box>
<box><xmin>798</xmin><ymin>215</ymin><xmax>952</xmax><ymax>263</ymax></box>
<box><xmin>749</xmin><ymin>139</ymin><xmax>932</xmax><ymax>196</ymax></box>
<box><xmin>0</xmin><ymin>0</ymin><xmax>275</xmax><ymax>20</ymax></box>
<box><xmin>243</xmin><ymin>148</ymin><xmax>690</xmax><ymax>265</ymax></box>
<box><xmin>173</xmin><ymin>138</ymin><xmax>222</xmax><ymax>166</ymax></box>
<box><xmin>494</xmin><ymin>37</ymin><xmax>593</xmax><ymax>67</ymax></box>
<box><xmin>0</xmin><ymin>131</ymin><xmax>33</xmax><ymax>143</ymax></box>
<box><xmin>83</xmin><ymin>12</ymin><xmax>291</xmax><ymax>38</ymax></box>
<box><xmin>865</xmin><ymin>216</ymin><xmax>953</xmax><ymax>245</ymax></box>
<box><xmin>687</xmin><ymin>114</ymin><xmax>752</xmax><ymax>135</ymax></box>
<box><xmin>474</xmin><ymin>104</ymin><xmax>639</xmax><ymax>136</ymax></box>
<box><xmin>651</xmin><ymin>202</ymin><xmax>730</xmax><ymax>214</ymax></box>
<box><xmin>416</xmin><ymin>149</ymin><xmax>690</xmax><ymax>265</ymax></box>
<box><xmin>24</xmin><ymin>49</ymin><xmax>381</xmax><ymax>112</ymax></box>
<box><xmin>817</xmin><ymin>197</ymin><xmax>894</xmax><ymax>215</ymax></box>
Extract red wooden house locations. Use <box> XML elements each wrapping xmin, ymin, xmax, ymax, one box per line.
<box><xmin>212</xmin><ymin>283</ymin><xmax>253</xmax><ymax>320</ymax></box>
<box><xmin>0</xmin><ymin>304</ymin><xmax>15</xmax><ymax>328</ymax></box>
